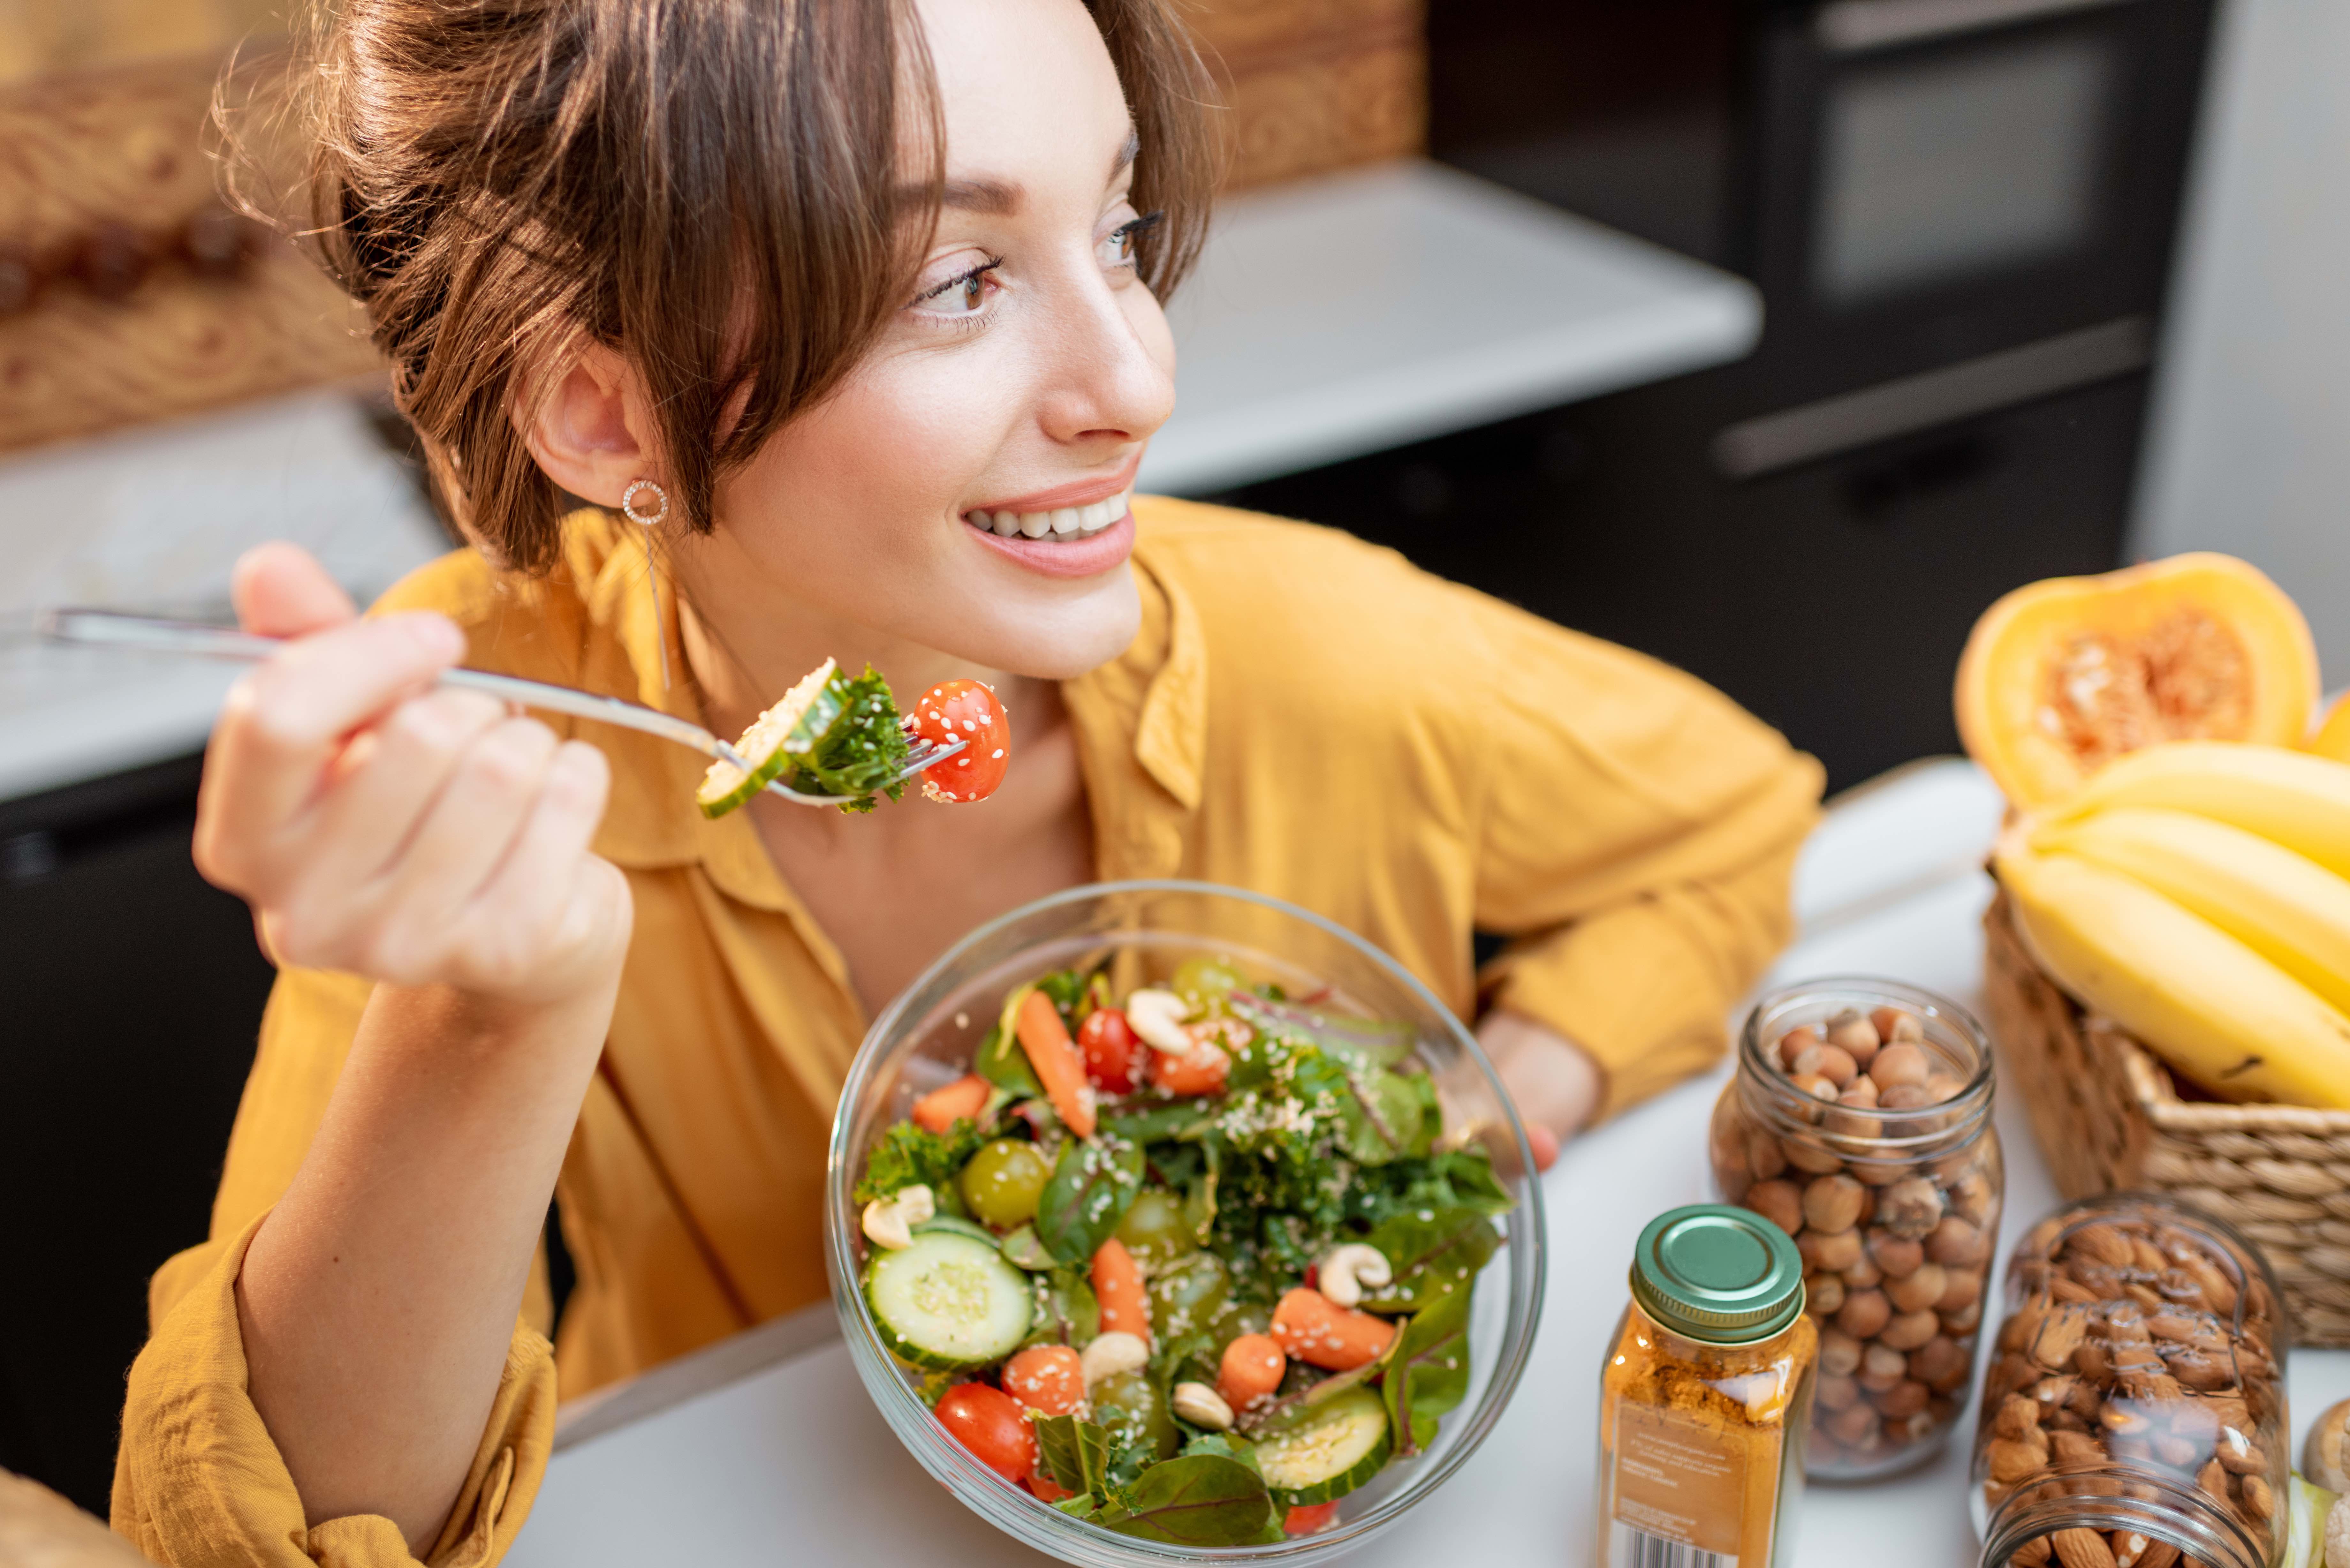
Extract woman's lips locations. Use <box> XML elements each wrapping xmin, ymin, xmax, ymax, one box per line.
<box><xmin>964</xmin><ymin>509</ymin><xmax>1134</xmax><ymax>579</ymax></box>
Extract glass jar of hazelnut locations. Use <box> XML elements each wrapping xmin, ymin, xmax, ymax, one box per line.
<box><xmin>1708</xmin><ymin>977</ymin><xmax>2004</xmax><ymax>1480</ymax></box>
<box><xmin>1970</xmin><ymin>1195</ymin><xmax>2290</xmax><ymax>1568</ymax></box>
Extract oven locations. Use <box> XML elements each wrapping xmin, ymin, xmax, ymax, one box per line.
<box><xmin>1221</xmin><ymin>0</ymin><xmax>2218</xmax><ymax>788</ymax></box>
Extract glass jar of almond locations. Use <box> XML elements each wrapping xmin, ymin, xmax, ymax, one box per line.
<box><xmin>1970</xmin><ymin>1194</ymin><xmax>2290</xmax><ymax>1568</ymax></box>
<box><xmin>1708</xmin><ymin>977</ymin><xmax>2004</xmax><ymax>1480</ymax></box>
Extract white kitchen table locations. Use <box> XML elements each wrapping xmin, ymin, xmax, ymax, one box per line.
<box><xmin>504</xmin><ymin>758</ymin><xmax>2350</xmax><ymax>1567</ymax></box>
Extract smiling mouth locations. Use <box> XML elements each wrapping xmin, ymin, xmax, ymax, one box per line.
<box><xmin>964</xmin><ymin>489</ymin><xmax>1132</xmax><ymax>541</ymax></box>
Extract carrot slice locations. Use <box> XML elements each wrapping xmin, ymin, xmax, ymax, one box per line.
<box><xmin>1015</xmin><ymin>989</ymin><xmax>1096</xmax><ymax>1138</ymax></box>
<box><xmin>1002</xmin><ymin>1345</ymin><xmax>1086</xmax><ymax>1416</ymax></box>
<box><xmin>1216</xmin><ymin>1332</ymin><xmax>1287</xmax><ymax>1412</ymax></box>
<box><xmin>1271</xmin><ymin>1286</ymin><xmax>1395</xmax><ymax>1370</ymax></box>
<box><xmin>1092</xmin><ymin>1238</ymin><xmax>1151</xmax><ymax>1345</ymax></box>
<box><xmin>911</xmin><ymin>1073</ymin><xmax>991</xmax><ymax>1135</ymax></box>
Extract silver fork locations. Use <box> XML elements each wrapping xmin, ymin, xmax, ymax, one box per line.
<box><xmin>38</xmin><ymin>608</ymin><xmax>964</xmax><ymax>808</ymax></box>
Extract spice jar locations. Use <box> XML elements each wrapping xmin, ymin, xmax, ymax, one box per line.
<box><xmin>1971</xmin><ymin>1195</ymin><xmax>2291</xmax><ymax>1568</ymax></box>
<box><xmin>1709</xmin><ymin>977</ymin><xmax>2004</xmax><ymax>1480</ymax></box>
<box><xmin>1597</xmin><ymin>1205</ymin><xmax>1818</xmax><ymax>1568</ymax></box>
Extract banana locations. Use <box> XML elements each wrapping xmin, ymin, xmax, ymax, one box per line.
<box><xmin>1996</xmin><ymin>837</ymin><xmax>2350</xmax><ymax>1108</ymax></box>
<box><xmin>2033</xmin><ymin>807</ymin><xmax>2350</xmax><ymax>1016</ymax></box>
<box><xmin>2052</xmin><ymin>741</ymin><xmax>2350</xmax><ymax>877</ymax></box>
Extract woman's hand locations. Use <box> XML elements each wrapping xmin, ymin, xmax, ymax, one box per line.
<box><xmin>1478</xmin><ymin>1010</ymin><xmax>1603</xmax><ymax>1172</ymax></box>
<box><xmin>193</xmin><ymin>543</ymin><xmax>631</xmax><ymax>1005</ymax></box>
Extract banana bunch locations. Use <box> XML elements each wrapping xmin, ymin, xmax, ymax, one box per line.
<box><xmin>1995</xmin><ymin>741</ymin><xmax>2350</xmax><ymax>1109</ymax></box>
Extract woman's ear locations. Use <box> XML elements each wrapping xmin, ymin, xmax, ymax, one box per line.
<box><xmin>523</xmin><ymin>343</ymin><xmax>660</xmax><ymax>505</ymax></box>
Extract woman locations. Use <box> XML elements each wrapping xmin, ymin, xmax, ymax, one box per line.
<box><xmin>112</xmin><ymin>0</ymin><xmax>1822</xmax><ymax>1561</ymax></box>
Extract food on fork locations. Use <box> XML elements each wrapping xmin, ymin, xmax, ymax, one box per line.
<box><xmin>696</xmin><ymin>660</ymin><xmax>1010</xmax><ymax>817</ymax></box>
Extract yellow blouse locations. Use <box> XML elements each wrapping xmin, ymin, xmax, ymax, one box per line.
<box><xmin>112</xmin><ymin>497</ymin><xmax>1821</xmax><ymax>1565</ymax></box>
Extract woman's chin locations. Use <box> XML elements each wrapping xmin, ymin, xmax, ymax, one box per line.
<box><xmin>944</xmin><ymin>569</ymin><xmax>1142</xmax><ymax>680</ymax></box>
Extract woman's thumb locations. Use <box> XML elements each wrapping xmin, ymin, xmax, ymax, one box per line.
<box><xmin>231</xmin><ymin>543</ymin><xmax>358</xmax><ymax>637</ymax></box>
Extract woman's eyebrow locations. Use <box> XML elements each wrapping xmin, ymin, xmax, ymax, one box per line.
<box><xmin>1111</xmin><ymin>128</ymin><xmax>1139</xmax><ymax>178</ymax></box>
<box><xmin>927</xmin><ymin>130</ymin><xmax>1140</xmax><ymax>215</ymax></box>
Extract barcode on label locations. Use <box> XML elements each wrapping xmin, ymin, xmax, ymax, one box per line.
<box><xmin>1608</xmin><ymin>1522</ymin><xmax>1737</xmax><ymax>1568</ymax></box>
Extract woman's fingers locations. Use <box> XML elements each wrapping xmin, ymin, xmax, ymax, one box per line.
<box><xmin>366</xmin><ymin>717</ymin><xmax>564</xmax><ymax>958</ymax></box>
<box><xmin>299</xmin><ymin>688</ymin><xmax>512</xmax><ymax>889</ymax></box>
<box><xmin>232</xmin><ymin>543</ymin><xmax>360</xmax><ymax>637</ymax></box>
<box><xmin>197</xmin><ymin>614</ymin><xmax>468</xmax><ymax>890</ymax></box>
<box><xmin>458</xmin><ymin>742</ymin><xmax>627</xmax><ymax>996</ymax></box>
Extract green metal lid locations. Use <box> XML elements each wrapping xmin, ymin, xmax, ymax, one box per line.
<box><xmin>1629</xmin><ymin>1204</ymin><xmax>1806</xmax><ymax>1344</ymax></box>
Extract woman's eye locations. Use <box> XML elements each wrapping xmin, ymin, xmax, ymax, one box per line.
<box><xmin>1097</xmin><ymin>210</ymin><xmax>1164</xmax><ymax>272</ymax></box>
<box><xmin>912</xmin><ymin>258</ymin><xmax>1000</xmax><ymax>318</ymax></box>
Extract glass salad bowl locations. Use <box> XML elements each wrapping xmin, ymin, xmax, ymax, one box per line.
<box><xmin>825</xmin><ymin>881</ymin><xmax>1548</xmax><ymax>1568</ymax></box>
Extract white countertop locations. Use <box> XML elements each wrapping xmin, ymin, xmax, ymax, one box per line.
<box><xmin>503</xmin><ymin>758</ymin><xmax>2350</xmax><ymax>1568</ymax></box>
<box><xmin>1140</xmin><ymin>161</ymin><xmax>1760</xmax><ymax>496</ymax></box>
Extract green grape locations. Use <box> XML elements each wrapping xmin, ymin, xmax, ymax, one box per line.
<box><xmin>1147</xmin><ymin>1251</ymin><xmax>1231</xmax><ymax>1340</ymax></box>
<box><xmin>958</xmin><ymin>1138</ymin><xmax>1051</xmax><ymax>1228</ymax></box>
<box><xmin>1172</xmin><ymin>954</ymin><xmax>1247</xmax><ymax>1011</ymax></box>
<box><xmin>1205</xmin><ymin>1295</ymin><xmax>1273</xmax><ymax>1348</ymax></box>
<box><xmin>1113</xmin><ymin>1188</ymin><xmax>1197</xmax><ymax>1263</ymax></box>
<box><xmin>1090</xmin><ymin>1370</ymin><xmax>1179</xmax><ymax>1462</ymax></box>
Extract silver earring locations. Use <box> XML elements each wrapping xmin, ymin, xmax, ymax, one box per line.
<box><xmin>620</xmin><ymin>478</ymin><xmax>672</xmax><ymax>691</ymax></box>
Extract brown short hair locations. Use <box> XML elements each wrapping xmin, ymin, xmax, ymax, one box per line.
<box><xmin>266</xmin><ymin>0</ymin><xmax>1215</xmax><ymax>573</ymax></box>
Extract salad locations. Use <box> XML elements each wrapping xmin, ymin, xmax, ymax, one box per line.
<box><xmin>852</xmin><ymin>957</ymin><xmax>1513</xmax><ymax>1546</ymax></box>
<box><xmin>696</xmin><ymin>661</ymin><xmax>1010</xmax><ymax>816</ymax></box>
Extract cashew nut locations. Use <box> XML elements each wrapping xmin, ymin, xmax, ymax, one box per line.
<box><xmin>1079</xmin><ymin>1331</ymin><xmax>1149</xmax><ymax>1389</ymax></box>
<box><xmin>1316</xmin><ymin>1243</ymin><xmax>1393</xmax><ymax>1309</ymax></box>
<box><xmin>860</xmin><ymin>1183</ymin><xmax>936</xmax><ymax>1251</ymax></box>
<box><xmin>1172</xmin><ymin>1381</ymin><xmax>1236</xmax><ymax>1431</ymax></box>
<box><xmin>1124</xmin><ymin>988</ymin><xmax>1195</xmax><ymax>1054</ymax></box>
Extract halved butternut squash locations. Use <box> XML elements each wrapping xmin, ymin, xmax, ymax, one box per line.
<box><xmin>1955</xmin><ymin>553</ymin><xmax>2318</xmax><ymax>810</ymax></box>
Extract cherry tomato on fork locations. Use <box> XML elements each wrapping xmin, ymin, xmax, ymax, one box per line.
<box><xmin>1078</xmin><ymin>1006</ymin><xmax>1142</xmax><ymax>1093</ymax></box>
<box><xmin>935</xmin><ymin>1383</ymin><xmax>1037</xmax><ymax>1484</ymax></box>
<box><xmin>912</xmin><ymin>679</ymin><xmax>1010</xmax><ymax>803</ymax></box>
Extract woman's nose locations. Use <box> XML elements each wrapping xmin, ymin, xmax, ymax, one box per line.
<box><xmin>1032</xmin><ymin>274</ymin><xmax>1176</xmax><ymax>450</ymax></box>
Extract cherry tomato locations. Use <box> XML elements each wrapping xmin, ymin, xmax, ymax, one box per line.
<box><xmin>1078</xmin><ymin>1006</ymin><xmax>1142</xmax><ymax>1093</ymax></box>
<box><xmin>1284</xmin><ymin>1502</ymin><xmax>1340</xmax><ymax>1536</ymax></box>
<box><xmin>913</xmin><ymin>679</ymin><xmax>1011</xmax><ymax>803</ymax></box>
<box><xmin>936</xmin><ymin>1383</ymin><xmax>1037</xmax><ymax>1484</ymax></box>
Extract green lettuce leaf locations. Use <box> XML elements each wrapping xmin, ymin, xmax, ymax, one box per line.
<box><xmin>1036</xmin><ymin>1136</ymin><xmax>1145</xmax><ymax>1264</ymax></box>
<box><xmin>1382</xmin><ymin>1281</ymin><xmax>1472</xmax><ymax>1458</ymax></box>
<box><xmin>1092</xmin><ymin>1454</ymin><xmax>1275</xmax><ymax>1547</ymax></box>
<box><xmin>1359</xmin><ymin>1205</ymin><xmax>1500</xmax><ymax>1312</ymax></box>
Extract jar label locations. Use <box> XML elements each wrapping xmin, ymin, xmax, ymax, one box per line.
<box><xmin>1607</xmin><ymin>1400</ymin><xmax>1770</xmax><ymax>1567</ymax></box>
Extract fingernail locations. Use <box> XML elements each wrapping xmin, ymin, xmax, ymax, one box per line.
<box><xmin>397</xmin><ymin>614</ymin><xmax>465</xmax><ymax>662</ymax></box>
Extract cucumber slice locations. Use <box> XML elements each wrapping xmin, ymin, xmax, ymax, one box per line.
<box><xmin>1251</xmin><ymin>1386</ymin><xmax>1392</xmax><ymax>1506</ymax></box>
<box><xmin>911</xmin><ymin>1214</ymin><xmax>1001</xmax><ymax>1247</ymax></box>
<box><xmin>863</xmin><ymin>1231</ymin><xmax>1033</xmax><ymax>1371</ymax></box>
<box><xmin>696</xmin><ymin>658</ymin><xmax>847</xmax><ymax>818</ymax></box>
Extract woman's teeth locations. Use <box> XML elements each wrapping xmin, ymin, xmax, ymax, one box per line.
<box><xmin>967</xmin><ymin>490</ymin><xmax>1131</xmax><ymax>540</ymax></box>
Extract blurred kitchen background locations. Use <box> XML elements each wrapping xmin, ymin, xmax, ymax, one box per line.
<box><xmin>4</xmin><ymin>0</ymin><xmax>2348</xmax><ymax>1520</ymax></box>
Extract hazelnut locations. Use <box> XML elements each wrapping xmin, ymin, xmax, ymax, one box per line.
<box><xmin>1746</xmin><ymin>1128</ymin><xmax>1788</xmax><ymax>1181</ymax></box>
<box><xmin>1859</xmin><ymin>1341</ymin><xmax>1908</xmax><ymax>1390</ymax></box>
<box><xmin>1826</xmin><ymin>1010</ymin><xmax>1881</xmax><ymax>1061</ymax></box>
<box><xmin>1869</xmin><ymin>1043</ymin><xmax>1931</xmax><ymax>1091</ymax></box>
<box><xmin>1876</xmin><ymin>1176</ymin><xmax>1946</xmax><ymax>1240</ymax></box>
<box><xmin>1804</xmin><ymin>1173</ymin><xmax>1867</xmax><ymax>1233</ymax></box>
<box><xmin>1819</xmin><ymin>1328</ymin><xmax>1863</xmax><ymax>1376</ymax></box>
<box><xmin>1874</xmin><ymin>1006</ymin><xmax>1924</xmax><ymax>1044</ymax></box>
<box><xmin>1886</xmin><ymin>1262</ymin><xmax>1949</xmax><ymax>1314</ymax></box>
<box><xmin>1825</xmin><ymin>1401</ymin><xmax>1882</xmax><ymax>1447</ymax></box>
<box><xmin>1928</xmin><ymin>1216</ymin><xmax>1990</xmax><ymax>1267</ymax></box>
<box><xmin>1744</xmin><ymin>1178</ymin><xmax>1804</xmax><ymax>1236</ymax></box>
<box><xmin>1807</xmin><ymin>1272</ymin><xmax>1847</xmax><ymax>1317</ymax></box>
<box><xmin>1878</xmin><ymin>1084</ymin><xmax>1937</xmax><ymax>1111</ymax></box>
<box><xmin>1837</xmin><ymin>1076</ymin><xmax>1880</xmax><ymax>1108</ymax></box>
<box><xmin>1816</xmin><ymin>1371</ymin><xmax>1860</xmax><ymax>1411</ymax></box>
<box><xmin>1878</xmin><ymin>1307</ymin><xmax>1941</xmax><ymax>1351</ymax></box>
<box><xmin>1788</xmin><ymin>1073</ymin><xmax>1840</xmax><ymax>1102</ymax></box>
<box><xmin>1924</xmin><ymin>1072</ymin><xmax>1969</xmax><ymax>1103</ymax></box>
<box><xmin>1837</xmin><ymin>1289</ymin><xmax>1891</xmax><ymax>1339</ymax></box>
<box><xmin>1800</xmin><ymin>1228</ymin><xmax>1863</xmax><ymax>1272</ymax></box>
<box><xmin>1781</xmin><ymin>1135</ymin><xmax>1846</xmax><ymax>1174</ymax></box>
<box><xmin>1872</xmin><ymin>1378</ymin><xmax>1930</xmax><ymax>1420</ymax></box>
<box><xmin>1776</xmin><ymin>1025</ymin><xmax>1822</xmax><ymax>1070</ymax></box>
<box><xmin>1940</xmin><ymin>1299</ymin><xmax>1983</xmax><ymax>1336</ymax></box>
<box><xmin>1867</xmin><ymin>1230</ymin><xmax>1925</xmax><ymax>1278</ymax></box>
<box><xmin>1937</xmin><ymin>1268</ymin><xmax>1983</xmax><ymax>1313</ymax></box>
<box><xmin>1791</xmin><ymin>1042</ymin><xmax>1858</xmax><ymax>1088</ymax></box>
<box><xmin>1841</xmin><ymin>1255</ymin><xmax>1882</xmax><ymax>1291</ymax></box>
<box><xmin>1909</xmin><ymin>1335</ymin><xmax>1970</xmax><ymax>1393</ymax></box>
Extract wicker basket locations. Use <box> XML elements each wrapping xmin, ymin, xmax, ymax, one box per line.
<box><xmin>1982</xmin><ymin>889</ymin><xmax>2350</xmax><ymax>1347</ymax></box>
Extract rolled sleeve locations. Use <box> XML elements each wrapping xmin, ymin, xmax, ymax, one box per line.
<box><xmin>1460</xmin><ymin>596</ymin><xmax>1824</xmax><ymax>1120</ymax></box>
<box><xmin>112</xmin><ymin>1212</ymin><xmax>557</xmax><ymax>1568</ymax></box>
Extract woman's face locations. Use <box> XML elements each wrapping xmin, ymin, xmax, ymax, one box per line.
<box><xmin>706</xmin><ymin>0</ymin><xmax>1174</xmax><ymax>679</ymax></box>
